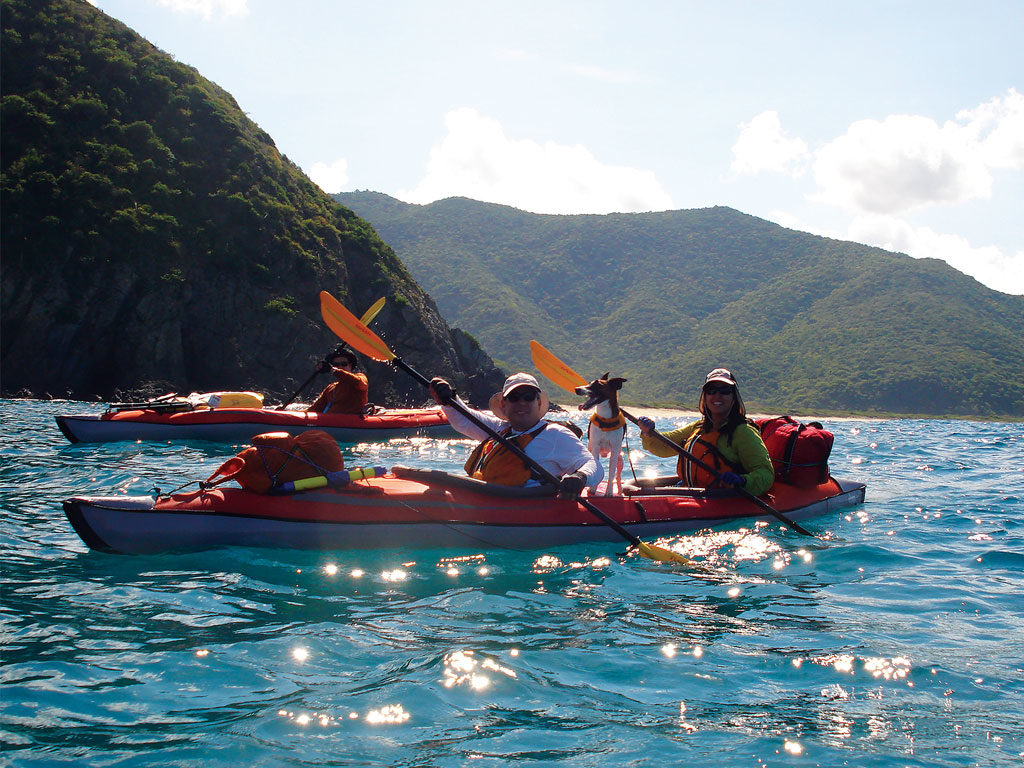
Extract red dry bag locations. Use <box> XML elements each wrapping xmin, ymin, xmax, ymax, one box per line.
<box><xmin>755</xmin><ymin>416</ymin><xmax>834</xmax><ymax>487</ymax></box>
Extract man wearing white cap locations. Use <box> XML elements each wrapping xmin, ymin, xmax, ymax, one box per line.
<box><xmin>429</xmin><ymin>373</ymin><xmax>602</xmax><ymax>496</ymax></box>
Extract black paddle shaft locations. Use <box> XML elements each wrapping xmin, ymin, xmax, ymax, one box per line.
<box><xmin>391</xmin><ymin>356</ymin><xmax>656</xmax><ymax>549</ymax></box>
<box><xmin>619</xmin><ymin>408</ymin><xmax>815</xmax><ymax>537</ymax></box>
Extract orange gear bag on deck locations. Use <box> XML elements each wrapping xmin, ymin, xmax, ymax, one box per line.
<box><xmin>204</xmin><ymin>430</ymin><xmax>345</xmax><ymax>494</ymax></box>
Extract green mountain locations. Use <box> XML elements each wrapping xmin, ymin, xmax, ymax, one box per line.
<box><xmin>1</xmin><ymin>0</ymin><xmax>503</xmax><ymax>405</ymax></box>
<box><xmin>336</xmin><ymin>192</ymin><xmax>1024</xmax><ymax>419</ymax></box>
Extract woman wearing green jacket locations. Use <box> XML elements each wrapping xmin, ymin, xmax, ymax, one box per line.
<box><xmin>637</xmin><ymin>368</ymin><xmax>774</xmax><ymax>497</ymax></box>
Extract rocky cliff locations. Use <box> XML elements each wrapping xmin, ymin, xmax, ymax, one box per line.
<box><xmin>0</xmin><ymin>0</ymin><xmax>504</xmax><ymax>406</ymax></box>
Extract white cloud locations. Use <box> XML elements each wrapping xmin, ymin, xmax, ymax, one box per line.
<box><xmin>813</xmin><ymin>115</ymin><xmax>990</xmax><ymax>214</ymax></box>
<box><xmin>811</xmin><ymin>89</ymin><xmax>1023</xmax><ymax>215</ymax></box>
<box><xmin>847</xmin><ymin>214</ymin><xmax>1024</xmax><ymax>295</ymax></box>
<box><xmin>765</xmin><ymin>209</ymin><xmax>803</xmax><ymax>230</ymax></box>
<box><xmin>154</xmin><ymin>0</ymin><xmax>249</xmax><ymax>19</ymax></box>
<box><xmin>307</xmin><ymin>158</ymin><xmax>350</xmax><ymax>194</ymax></box>
<box><xmin>731</xmin><ymin>111</ymin><xmax>810</xmax><ymax>176</ymax></box>
<box><xmin>397</xmin><ymin>108</ymin><xmax>673</xmax><ymax>214</ymax></box>
<box><xmin>957</xmin><ymin>88</ymin><xmax>1024</xmax><ymax>169</ymax></box>
<box><xmin>744</xmin><ymin>91</ymin><xmax>1024</xmax><ymax>294</ymax></box>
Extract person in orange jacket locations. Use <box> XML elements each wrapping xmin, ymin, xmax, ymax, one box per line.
<box><xmin>308</xmin><ymin>349</ymin><xmax>369</xmax><ymax>414</ymax></box>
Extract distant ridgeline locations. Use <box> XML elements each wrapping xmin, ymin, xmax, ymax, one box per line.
<box><xmin>336</xmin><ymin>192</ymin><xmax>1024</xmax><ymax>420</ymax></box>
<box><xmin>0</xmin><ymin>0</ymin><xmax>504</xmax><ymax>405</ymax></box>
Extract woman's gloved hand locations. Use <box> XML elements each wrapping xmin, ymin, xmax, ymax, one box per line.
<box><xmin>637</xmin><ymin>416</ymin><xmax>656</xmax><ymax>435</ymax></box>
<box><xmin>718</xmin><ymin>472</ymin><xmax>745</xmax><ymax>488</ymax></box>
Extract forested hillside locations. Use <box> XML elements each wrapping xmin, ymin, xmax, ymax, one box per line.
<box><xmin>337</xmin><ymin>192</ymin><xmax>1024</xmax><ymax>419</ymax></box>
<box><xmin>0</xmin><ymin>0</ymin><xmax>504</xmax><ymax>405</ymax></box>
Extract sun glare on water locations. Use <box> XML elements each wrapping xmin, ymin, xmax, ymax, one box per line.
<box><xmin>442</xmin><ymin>649</ymin><xmax>518</xmax><ymax>691</ymax></box>
<box><xmin>366</xmin><ymin>704</ymin><xmax>411</xmax><ymax>725</ymax></box>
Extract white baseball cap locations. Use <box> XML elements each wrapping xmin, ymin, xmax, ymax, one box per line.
<box><xmin>501</xmin><ymin>372</ymin><xmax>542</xmax><ymax>397</ymax></box>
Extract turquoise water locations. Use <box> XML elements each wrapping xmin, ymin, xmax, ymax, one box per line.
<box><xmin>2</xmin><ymin>399</ymin><xmax>1022</xmax><ymax>767</ymax></box>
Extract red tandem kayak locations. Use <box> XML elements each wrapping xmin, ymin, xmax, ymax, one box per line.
<box><xmin>55</xmin><ymin>406</ymin><xmax>460</xmax><ymax>444</ymax></box>
<box><xmin>62</xmin><ymin>467</ymin><xmax>866</xmax><ymax>554</ymax></box>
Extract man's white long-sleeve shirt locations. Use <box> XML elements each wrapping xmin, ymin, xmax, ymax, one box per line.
<box><xmin>441</xmin><ymin>399</ymin><xmax>603</xmax><ymax>489</ymax></box>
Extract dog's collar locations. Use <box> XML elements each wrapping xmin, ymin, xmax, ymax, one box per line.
<box><xmin>590</xmin><ymin>412</ymin><xmax>626</xmax><ymax>431</ymax></box>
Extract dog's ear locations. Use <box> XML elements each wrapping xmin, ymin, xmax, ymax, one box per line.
<box><xmin>601</xmin><ymin>372</ymin><xmax>610</xmax><ymax>381</ymax></box>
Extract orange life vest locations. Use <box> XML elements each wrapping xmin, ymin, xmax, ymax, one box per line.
<box><xmin>678</xmin><ymin>429</ymin><xmax>740</xmax><ymax>488</ymax></box>
<box><xmin>309</xmin><ymin>370</ymin><xmax>369</xmax><ymax>414</ymax></box>
<box><xmin>589</xmin><ymin>412</ymin><xmax>626</xmax><ymax>432</ymax></box>
<box><xmin>464</xmin><ymin>423</ymin><xmax>547</xmax><ymax>486</ymax></box>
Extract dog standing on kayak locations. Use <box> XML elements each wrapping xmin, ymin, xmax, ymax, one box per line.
<box><xmin>575</xmin><ymin>374</ymin><xmax>627</xmax><ymax>496</ymax></box>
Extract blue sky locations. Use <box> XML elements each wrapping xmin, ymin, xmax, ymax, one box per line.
<box><xmin>88</xmin><ymin>0</ymin><xmax>1023</xmax><ymax>294</ymax></box>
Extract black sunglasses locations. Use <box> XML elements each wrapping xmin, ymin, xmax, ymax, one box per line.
<box><xmin>704</xmin><ymin>386</ymin><xmax>734</xmax><ymax>395</ymax></box>
<box><xmin>505</xmin><ymin>389</ymin><xmax>539</xmax><ymax>402</ymax></box>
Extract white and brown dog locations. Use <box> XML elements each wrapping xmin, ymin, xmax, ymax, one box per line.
<box><xmin>575</xmin><ymin>374</ymin><xmax>628</xmax><ymax>495</ymax></box>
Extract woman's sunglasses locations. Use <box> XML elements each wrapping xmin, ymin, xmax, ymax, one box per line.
<box><xmin>505</xmin><ymin>389</ymin><xmax>539</xmax><ymax>402</ymax></box>
<box><xmin>704</xmin><ymin>386</ymin><xmax>734</xmax><ymax>396</ymax></box>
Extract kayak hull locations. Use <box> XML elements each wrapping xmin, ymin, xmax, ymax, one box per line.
<box><xmin>63</xmin><ymin>470</ymin><xmax>866</xmax><ymax>554</ymax></box>
<box><xmin>55</xmin><ymin>407</ymin><xmax>460</xmax><ymax>444</ymax></box>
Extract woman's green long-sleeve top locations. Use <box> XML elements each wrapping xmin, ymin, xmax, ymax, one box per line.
<box><xmin>640</xmin><ymin>420</ymin><xmax>775</xmax><ymax>497</ymax></box>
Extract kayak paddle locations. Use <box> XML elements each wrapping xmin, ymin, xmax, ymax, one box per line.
<box><xmin>319</xmin><ymin>291</ymin><xmax>691</xmax><ymax>565</ymax></box>
<box><xmin>529</xmin><ymin>340</ymin><xmax>817</xmax><ymax>538</ymax></box>
<box><xmin>279</xmin><ymin>296</ymin><xmax>386</xmax><ymax>409</ymax></box>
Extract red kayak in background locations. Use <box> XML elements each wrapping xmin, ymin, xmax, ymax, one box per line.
<box><xmin>56</xmin><ymin>405</ymin><xmax>460</xmax><ymax>444</ymax></box>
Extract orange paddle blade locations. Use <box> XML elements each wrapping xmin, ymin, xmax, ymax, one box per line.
<box><xmin>529</xmin><ymin>340</ymin><xmax>588</xmax><ymax>392</ymax></box>
<box><xmin>320</xmin><ymin>291</ymin><xmax>395</xmax><ymax>362</ymax></box>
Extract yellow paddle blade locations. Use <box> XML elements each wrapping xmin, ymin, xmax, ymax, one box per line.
<box><xmin>359</xmin><ymin>296</ymin><xmax>386</xmax><ymax>326</ymax></box>
<box><xmin>636</xmin><ymin>541</ymin><xmax>692</xmax><ymax>565</ymax></box>
<box><xmin>319</xmin><ymin>291</ymin><xmax>395</xmax><ymax>362</ymax></box>
<box><xmin>529</xmin><ymin>340</ymin><xmax>588</xmax><ymax>393</ymax></box>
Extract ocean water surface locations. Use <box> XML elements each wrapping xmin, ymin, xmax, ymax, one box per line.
<box><xmin>1</xmin><ymin>399</ymin><xmax>1022</xmax><ymax>767</ymax></box>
